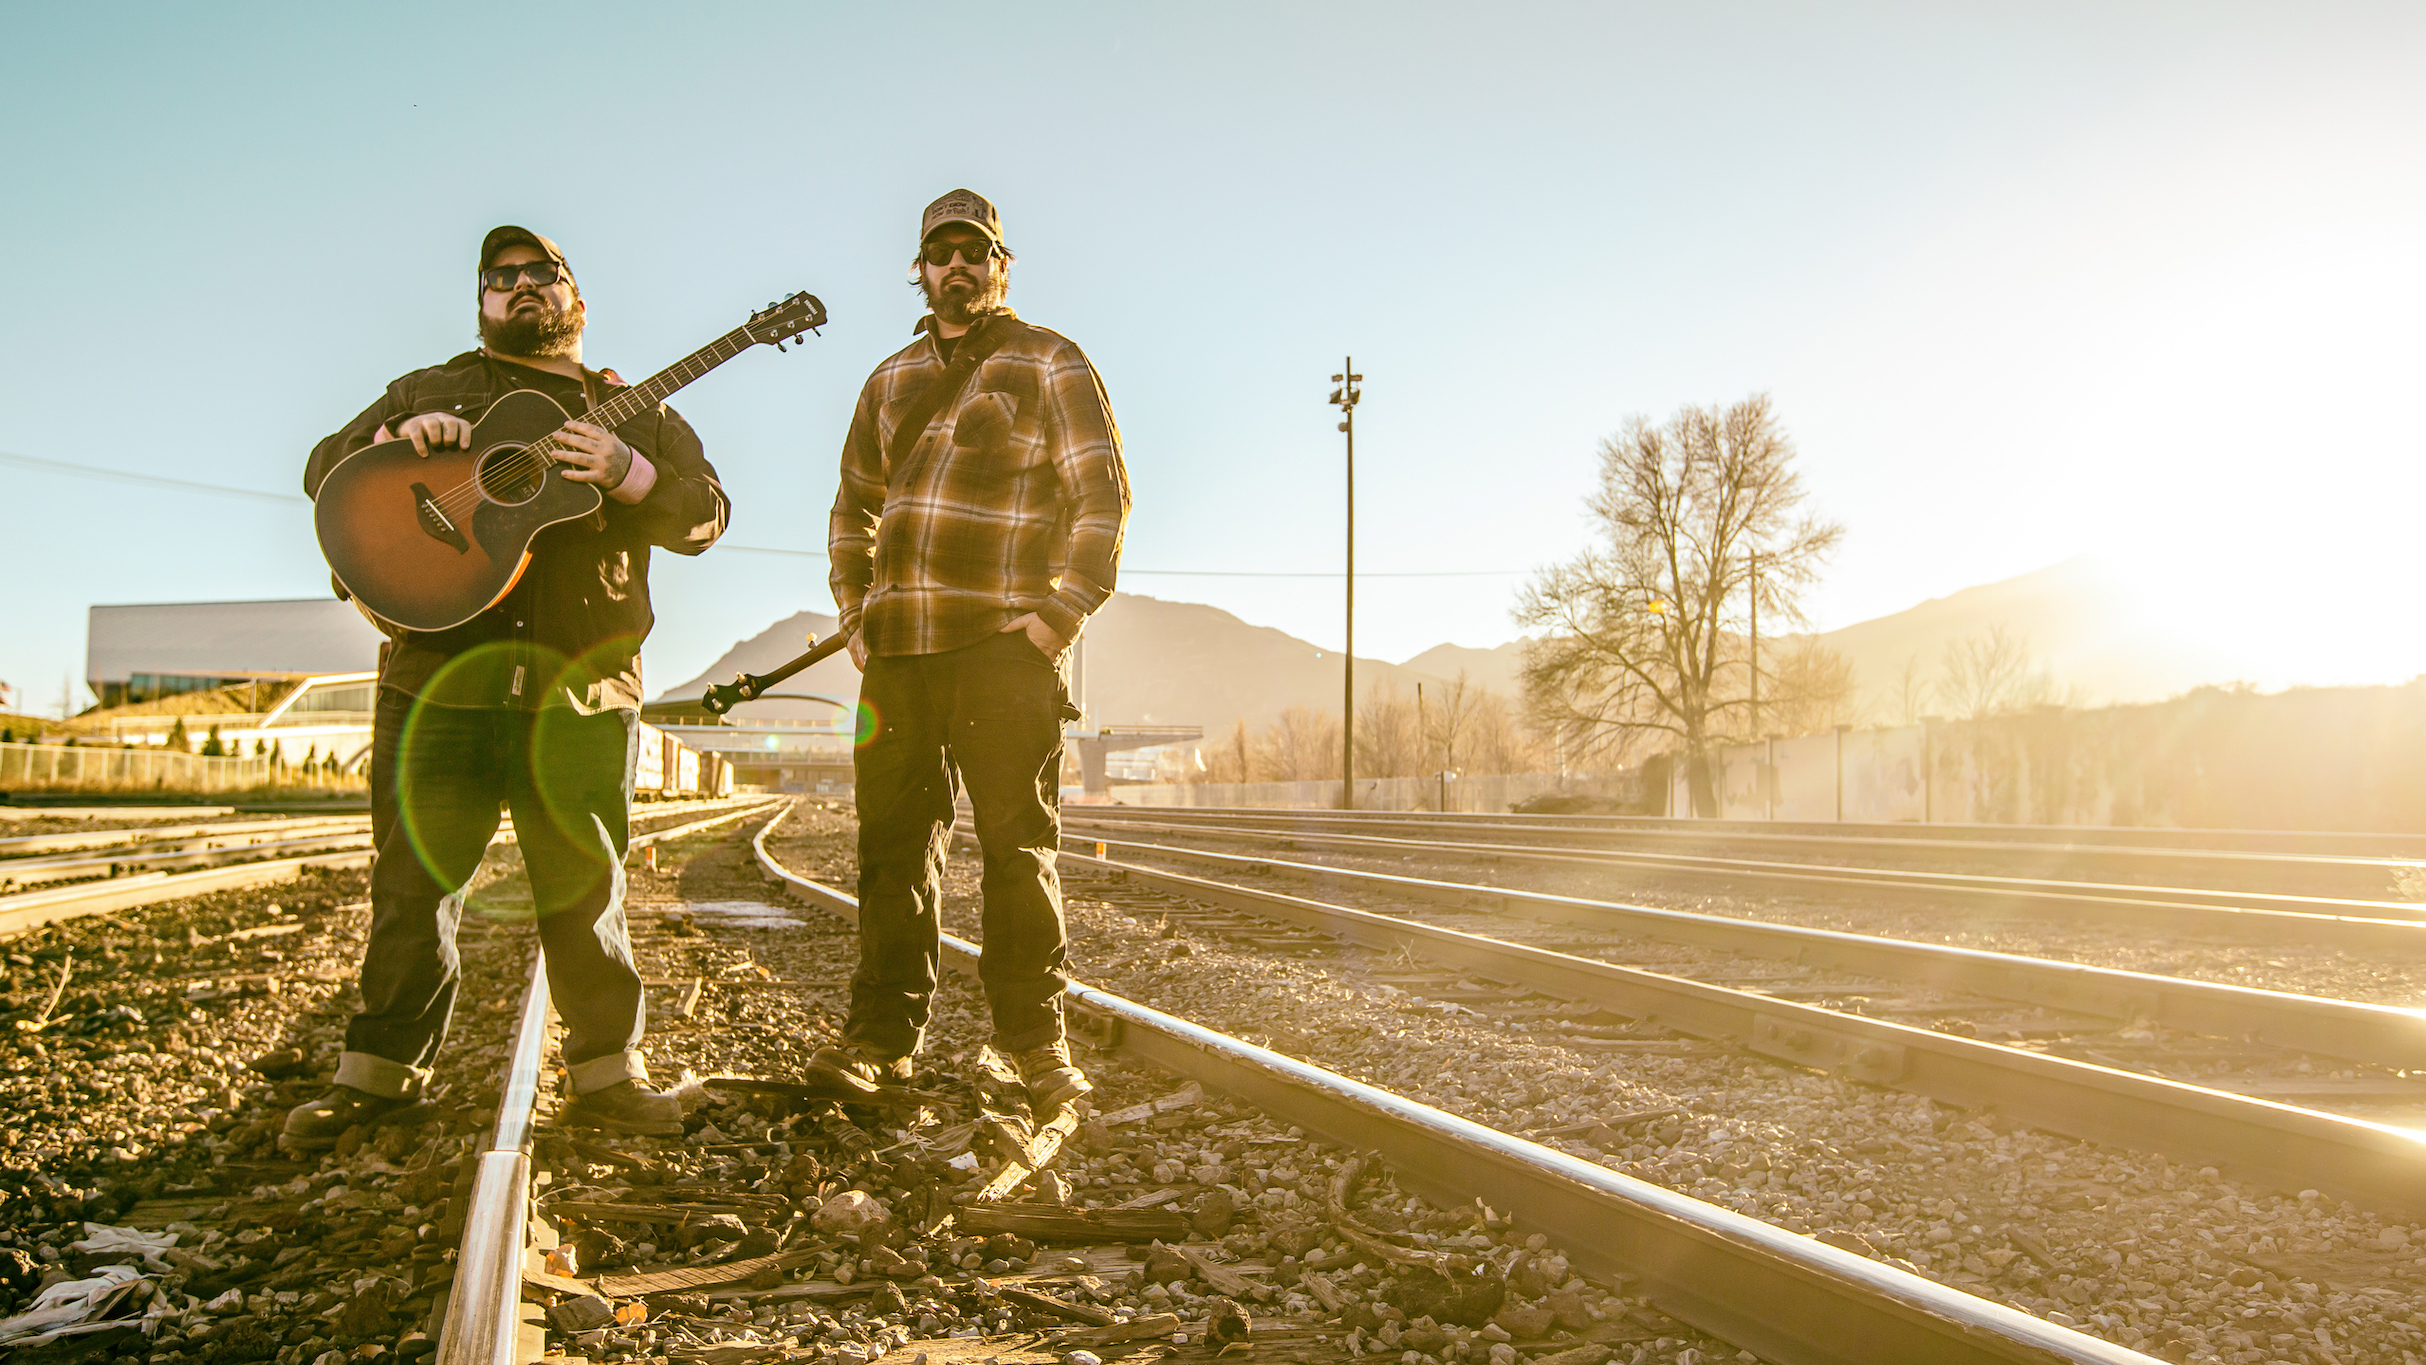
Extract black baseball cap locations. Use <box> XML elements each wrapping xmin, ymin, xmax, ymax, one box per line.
<box><xmin>479</xmin><ymin>225</ymin><xmax>570</xmax><ymax>272</ymax></box>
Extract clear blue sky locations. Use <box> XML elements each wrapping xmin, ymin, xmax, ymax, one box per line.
<box><xmin>5</xmin><ymin>2</ymin><xmax>2422</xmax><ymax>717</ymax></box>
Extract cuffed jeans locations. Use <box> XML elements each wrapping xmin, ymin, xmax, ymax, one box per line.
<box><xmin>849</xmin><ymin>630</ymin><xmax>1073</xmax><ymax>1058</ymax></box>
<box><xmin>336</xmin><ymin>687</ymin><xmax>647</xmax><ymax>1099</ymax></box>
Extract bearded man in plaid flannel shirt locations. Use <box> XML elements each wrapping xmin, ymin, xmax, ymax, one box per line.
<box><xmin>810</xmin><ymin>189</ymin><xmax>1130</xmax><ymax>1113</ymax></box>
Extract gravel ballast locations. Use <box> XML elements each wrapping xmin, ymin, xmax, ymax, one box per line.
<box><xmin>757</xmin><ymin>804</ymin><xmax>2426</xmax><ymax>1365</ymax></box>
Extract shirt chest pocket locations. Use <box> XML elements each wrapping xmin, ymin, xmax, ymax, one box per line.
<box><xmin>951</xmin><ymin>390</ymin><xmax>1034</xmax><ymax>461</ymax></box>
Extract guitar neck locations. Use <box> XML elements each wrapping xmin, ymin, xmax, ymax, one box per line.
<box><xmin>579</xmin><ymin>325</ymin><xmax>756</xmax><ymax>430</ymax></box>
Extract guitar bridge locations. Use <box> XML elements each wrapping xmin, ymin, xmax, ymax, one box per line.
<box><xmin>412</xmin><ymin>482</ymin><xmax>470</xmax><ymax>554</ymax></box>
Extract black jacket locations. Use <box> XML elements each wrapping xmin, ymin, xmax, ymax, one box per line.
<box><xmin>306</xmin><ymin>350</ymin><xmax>728</xmax><ymax>712</ymax></box>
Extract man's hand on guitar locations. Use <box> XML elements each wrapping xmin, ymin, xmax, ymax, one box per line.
<box><xmin>376</xmin><ymin>412</ymin><xmax>473</xmax><ymax>458</ymax></box>
<box><xmin>847</xmin><ymin>631</ymin><xmax>868</xmax><ymax>672</ymax></box>
<box><xmin>555</xmin><ymin>421</ymin><xmax>658</xmax><ymax>504</ymax></box>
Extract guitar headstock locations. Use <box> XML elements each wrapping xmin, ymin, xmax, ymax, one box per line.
<box><xmin>745</xmin><ymin>292</ymin><xmax>827</xmax><ymax>351</ymax></box>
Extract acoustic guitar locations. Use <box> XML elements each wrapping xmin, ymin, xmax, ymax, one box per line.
<box><xmin>314</xmin><ymin>292</ymin><xmax>825</xmax><ymax>632</ymax></box>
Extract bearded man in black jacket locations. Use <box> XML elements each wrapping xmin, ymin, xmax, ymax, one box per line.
<box><xmin>284</xmin><ymin>226</ymin><xmax>727</xmax><ymax>1149</ymax></box>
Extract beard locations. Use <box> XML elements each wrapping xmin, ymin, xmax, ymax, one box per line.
<box><xmin>478</xmin><ymin>293</ymin><xmax>583</xmax><ymax>357</ymax></box>
<box><xmin>922</xmin><ymin>267</ymin><xmax>1009</xmax><ymax>326</ymax></box>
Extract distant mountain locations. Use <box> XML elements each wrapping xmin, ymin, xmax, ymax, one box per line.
<box><xmin>1810</xmin><ymin>556</ymin><xmax>2239</xmax><ymax>713</ymax></box>
<box><xmin>654</xmin><ymin>609</ymin><xmax>856</xmax><ymax>719</ymax></box>
<box><xmin>654</xmin><ymin>595</ymin><xmax>1504</xmax><ymax>731</ymax></box>
<box><xmin>653</xmin><ymin>556</ymin><xmax>2254</xmax><ymax>738</ymax></box>
<box><xmin>1074</xmin><ymin>595</ymin><xmax>1480</xmax><ymax>731</ymax></box>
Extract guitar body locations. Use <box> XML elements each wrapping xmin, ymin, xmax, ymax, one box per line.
<box><xmin>314</xmin><ymin>389</ymin><xmax>604</xmax><ymax>633</ymax></box>
<box><xmin>308</xmin><ymin>291</ymin><xmax>825</xmax><ymax>633</ymax></box>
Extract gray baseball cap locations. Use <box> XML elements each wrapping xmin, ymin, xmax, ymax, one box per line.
<box><xmin>920</xmin><ymin>189</ymin><xmax>1001</xmax><ymax>245</ymax></box>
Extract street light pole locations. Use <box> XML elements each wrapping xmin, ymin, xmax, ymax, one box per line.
<box><xmin>1330</xmin><ymin>358</ymin><xmax>1363</xmax><ymax>811</ymax></box>
<box><xmin>1748</xmin><ymin>549</ymin><xmax>1761</xmax><ymax>742</ymax></box>
<box><xmin>1749</xmin><ymin>550</ymin><xmax>1765</xmax><ymax>821</ymax></box>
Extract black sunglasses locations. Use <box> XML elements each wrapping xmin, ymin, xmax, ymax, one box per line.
<box><xmin>921</xmin><ymin>238</ymin><xmax>997</xmax><ymax>268</ymax></box>
<box><xmin>480</xmin><ymin>260</ymin><xmax>570</xmax><ymax>292</ymax></box>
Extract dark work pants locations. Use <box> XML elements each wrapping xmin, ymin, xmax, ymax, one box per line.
<box><xmin>849</xmin><ymin>631</ymin><xmax>1071</xmax><ymax>1058</ymax></box>
<box><xmin>339</xmin><ymin>687</ymin><xmax>645</xmax><ymax>1098</ymax></box>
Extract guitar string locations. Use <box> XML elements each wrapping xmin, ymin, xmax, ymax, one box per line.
<box><xmin>417</xmin><ymin>325</ymin><xmax>769</xmax><ymax>519</ymax></box>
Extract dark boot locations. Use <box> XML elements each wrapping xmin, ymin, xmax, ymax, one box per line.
<box><xmin>800</xmin><ymin>1044</ymin><xmax>915</xmax><ymax>1096</ymax></box>
<box><xmin>558</xmin><ymin>1081</ymin><xmax>684</xmax><ymax>1137</ymax></box>
<box><xmin>1013</xmin><ymin>1040</ymin><xmax>1092</xmax><ymax>1116</ymax></box>
<box><xmin>280</xmin><ymin>1086</ymin><xmax>420</xmax><ymax>1153</ymax></box>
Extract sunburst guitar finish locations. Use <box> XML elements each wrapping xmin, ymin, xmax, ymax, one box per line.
<box><xmin>312</xmin><ymin>292</ymin><xmax>826</xmax><ymax>633</ymax></box>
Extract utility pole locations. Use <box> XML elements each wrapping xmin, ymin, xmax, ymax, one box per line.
<box><xmin>1330</xmin><ymin>358</ymin><xmax>1363</xmax><ymax>810</ymax></box>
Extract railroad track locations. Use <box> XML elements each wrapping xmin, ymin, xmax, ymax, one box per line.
<box><xmin>1018</xmin><ymin>827</ymin><xmax>2426</xmax><ymax>1226</ymax></box>
<box><xmin>17</xmin><ymin>798</ymin><xmax>2416</xmax><ymax>1365</ymax></box>
<box><xmin>249</xmin><ymin>798</ymin><xmax>2158</xmax><ymax>1365</ymax></box>
<box><xmin>1060</xmin><ymin>810</ymin><xmax>2426</xmax><ymax>954</ymax></box>
<box><xmin>0</xmin><ymin>798</ymin><xmax>783</xmax><ymax>938</ymax></box>
<box><xmin>0</xmin><ymin>814</ymin><xmax>368</xmax><ymax>863</ymax></box>
<box><xmin>1056</xmin><ymin>829</ymin><xmax>2426</xmax><ymax>1079</ymax></box>
<box><xmin>1068</xmin><ymin>806</ymin><xmax>2426</xmax><ymax>900</ymax></box>
<box><xmin>0</xmin><ymin>819</ymin><xmax>375</xmax><ymax>892</ymax></box>
<box><xmin>736</xmin><ymin>806</ymin><xmax>2157</xmax><ymax>1365</ymax></box>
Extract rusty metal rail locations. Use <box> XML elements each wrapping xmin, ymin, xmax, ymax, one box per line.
<box><xmin>1070</xmin><ymin>803</ymin><xmax>2426</xmax><ymax>887</ymax></box>
<box><xmin>1066</xmin><ymin>829</ymin><xmax>2426</xmax><ymax>1074</ymax></box>
<box><xmin>1033</xmin><ymin>837</ymin><xmax>2426</xmax><ymax>1224</ymax></box>
<box><xmin>751</xmin><ymin>804</ymin><xmax>2159</xmax><ymax>1365</ymax></box>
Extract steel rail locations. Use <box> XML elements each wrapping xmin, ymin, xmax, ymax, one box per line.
<box><xmin>0</xmin><ymin>814</ymin><xmax>368</xmax><ymax>860</ymax></box>
<box><xmin>1068</xmin><ymin>810</ymin><xmax>2425</xmax><ymax>915</ymax></box>
<box><xmin>1069</xmin><ymin>805</ymin><xmax>2425</xmax><ymax>901</ymax></box>
<box><xmin>1073</xmin><ymin>802</ymin><xmax>2426</xmax><ymax>862</ymax></box>
<box><xmin>619</xmin><ymin>798</ymin><xmax>788</xmax><ymax>854</ymax></box>
<box><xmin>750</xmin><ymin>804</ymin><xmax>2158</xmax><ymax>1365</ymax></box>
<box><xmin>1035</xmin><ymin>839</ymin><xmax>2426</xmax><ymax>1220</ymax></box>
<box><xmin>1067</xmin><ymin>834</ymin><xmax>2426</xmax><ymax>1081</ymax></box>
<box><xmin>1064</xmin><ymin>831</ymin><xmax>2426</xmax><ymax>1074</ymax></box>
<box><xmin>0</xmin><ymin>826</ymin><xmax>375</xmax><ymax>889</ymax></box>
<box><xmin>436</xmin><ymin>951</ymin><xmax>552</xmax><ymax>1365</ymax></box>
<box><xmin>0</xmin><ymin>850</ymin><xmax>374</xmax><ymax>938</ymax></box>
<box><xmin>434</xmin><ymin>795</ymin><xmax>787</xmax><ymax>1365</ymax></box>
<box><xmin>1064</xmin><ymin>812</ymin><xmax>2426</xmax><ymax>951</ymax></box>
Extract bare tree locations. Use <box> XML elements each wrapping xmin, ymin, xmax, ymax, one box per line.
<box><xmin>1462</xmin><ymin>689</ymin><xmax>1550</xmax><ymax>775</ymax></box>
<box><xmin>1194</xmin><ymin>718</ymin><xmax>1256</xmax><ymax>784</ymax></box>
<box><xmin>1938</xmin><ymin>624</ymin><xmax>2054</xmax><ymax>720</ymax></box>
<box><xmin>1764</xmin><ymin>638</ymin><xmax>1864</xmax><ymax>737</ymax></box>
<box><xmin>1421</xmin><ymin>671</ymin><xmax>1485</xmax><ymax>777</ymax></box>
<box><xmin>1269</xmin><ymin>707</ymin><xmax>1341</xmax><ymax>781</ymax></box>
<box><xmin>1888</xmin><ymin>651</ymin><xmax>1933</xmax><ymax>727</ymax></box>
<box><xmin>1356</xmin><ymin>682</ymin><xmax>1426</xmax><ymax>779</ymax></box>
<box><xmin>1517</xmin><ymin>394</ymin><xmax>1842</xmax><ymax>816</ymax></box>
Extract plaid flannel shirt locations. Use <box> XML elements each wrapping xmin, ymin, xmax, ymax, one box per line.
<box><xmin>829</xmin><ymin>310</ymin><xmax>1130</xmax><ymax>657</ymax></box>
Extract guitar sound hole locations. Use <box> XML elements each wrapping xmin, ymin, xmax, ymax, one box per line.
<box><xmin>477</xmin><ymin>444</ymin><xmax>548</xmax><ymax>505</ymax></box>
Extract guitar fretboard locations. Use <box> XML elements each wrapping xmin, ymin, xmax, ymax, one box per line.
<box><xmin>525</xmin><ymin>325</ymin><xmax>756</xmax><ymax>460</ymax></box>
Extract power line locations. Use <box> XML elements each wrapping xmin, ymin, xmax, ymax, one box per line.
<box><xmin>722</xmin><ymin>543</ymin><xmax>1522</xmax><ymax>577</ymax></box>
<box><xmin>1</xmin><ymin>449</ymin><xmax>309</xmax><ymax>505</ymax></box>
<box><xmin>6</xmin><ymin>449</ymin><xmax>1530</xmax><ymax>579</ymax></box>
